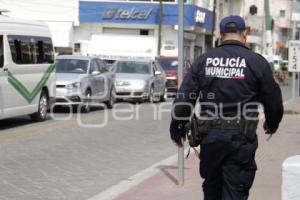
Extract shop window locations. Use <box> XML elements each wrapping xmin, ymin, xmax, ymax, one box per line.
<box><xmin>140</xmin><ymin>29</ymin><xmax>149</xmax><ymax>35</ymax></box>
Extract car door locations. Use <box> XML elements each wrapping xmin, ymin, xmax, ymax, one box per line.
<box><xmin>156</xmin><ymin>61</ymin><xmax>166</xmax><ymax>93</ymax></box>
<box><xmin>153</xmin><ymin>61</ymin><xmax>164</xmax><ymax>94</ymax></box>
<box><xmin>89</xmin><ymin>59</ymin><xmax>102</xmax><ymax>98</ymax></box>
<box><xmin>97</xmin><ymin>59</ymin><xmax>110</xmax><ymax>100</ymax></box>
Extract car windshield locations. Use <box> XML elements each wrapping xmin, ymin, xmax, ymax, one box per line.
<box><xmin>55</xmin><ymin>59</ymin><xmax>89</xmax><ymax>74</ymax></box>
<box><xmin>157</xmin><ymin>58</ymin><xmax>178</xmax><ymax>70</ymax></box>
<box><xmin>113</xmin><ymin>61</ymin><xmax>151</xmax><ymax>74</ymax></box>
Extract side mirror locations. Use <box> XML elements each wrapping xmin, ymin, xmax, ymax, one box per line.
<box><xmin>154</xmin><ymin>71</ymin><xmax>162</xmax><ymax>76</ymax></box>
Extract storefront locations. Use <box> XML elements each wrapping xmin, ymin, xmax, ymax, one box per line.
<box><xmin>75</xmin><ymin>1</ymin><xmax>213</xmax><ymax>60</ymax></box>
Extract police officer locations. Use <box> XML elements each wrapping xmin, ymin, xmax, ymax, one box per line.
<box><xmin>170</xmin><ymin>15</ymin><xmax>283</xmax><ymax>200</ymax></box>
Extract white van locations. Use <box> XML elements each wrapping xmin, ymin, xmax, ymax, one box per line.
<box><xmin>0</xmin><ymin>17</ymin><xmax>55</xmax><ymax>122</ymax></box>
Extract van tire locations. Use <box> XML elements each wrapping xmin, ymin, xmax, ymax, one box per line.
<box><xmin>31</xmin><ymin>91</ymin><xmax>48</xmax><ymax>122</ymax></box>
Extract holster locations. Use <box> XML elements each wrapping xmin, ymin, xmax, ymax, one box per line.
<box><xmin>188</xmin><ymin>117</ymin><xmax>210</xmax><ymax>147</ymax></box>
<box><xmin>243</xmin><ymin>119</ymin><xmax>259</xmax><ymax>140</ymax></box>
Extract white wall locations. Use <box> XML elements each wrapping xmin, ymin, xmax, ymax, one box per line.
<box><xmin>74</xmin><ymin>23</ymin><xmax>160</xmax><ymax>58</ymax></box>
<box><xmin>47</xmin><ymin>22</ymin><xmax>74</xmax><ymax>47</ymax></box>
<box><xmin>74</xmin><ymin>23</ymin><xmax>187</xmax><ymax>58</ymax></box>
<box><xmin>229</xmin><ymin>0</ymin><xmax>244</xmax><ymax>16</ymax></box>
<box><xmin>0</xmin><ymin>0</ymin><xmax>79</xmax><ymax>47</ymax></box>
<box><xmin>161</xmin><ymin>26</ymin><xmax>178</xmax><ymax>57</ymax></box>
<box><xmin>74</xmin><ymin>23</ymin><xmax>103</xmax><ymax>42</ymax></box>
<box><xmin>0</xmin><ymin>0</ymin><xmax>78</xmax><ymax>23</ymax></box>
<box><xmin>244</xmin><ymin>0</ymin><xmax>292</xmax><ymax>18</ymax></box>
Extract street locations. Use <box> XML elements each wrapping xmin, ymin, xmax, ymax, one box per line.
<box><xmin>0</xmin><ymin>83</ymin><xmax>293</xmax><ymax>200</ymax></box>
<box><xmin>0</xmin><ymin>101</ymin><xmax>174</xmax><ymax>200</ymax></box>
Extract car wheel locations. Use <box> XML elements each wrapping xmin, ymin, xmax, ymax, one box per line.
<box><xmin>160</xmin><ymin>86</ymin><xmax>168</xmax><ymax>102</ymax></box>
<box><xmin>105</xmin><ymin>87</ymin><xmax>116</xmax><ymax>109</ymax></box>
<box><xmin>81</xmin><ymin>89</ymin><xmax>92</xmax><ymax>113</ymax></box>
<box><xmin>31</xmin><ymin>91</ymin><xmax>48</xmax><ymax>122</ymax></box>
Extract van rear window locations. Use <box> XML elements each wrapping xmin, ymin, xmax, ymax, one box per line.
<box><xmin>8</xmin><ymin>35</ymin><xmax>54</xmax><ymax>65</ymax></box>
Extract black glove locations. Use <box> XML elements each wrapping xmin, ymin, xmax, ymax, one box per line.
<box><xmin>170</xmin><ymin>120</ymin><xmax>187</xmax><ymax>147</ymax></box>
<box><xmin>263</xmin><ymin>121</ymin><xmax>277</xmax><ymax>134</ymax></box>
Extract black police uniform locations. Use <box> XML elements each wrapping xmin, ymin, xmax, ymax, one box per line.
<box><xmin>170</xmin><ymin>40</ymin><xmax>283</xmax><ymax>199</ymax></box>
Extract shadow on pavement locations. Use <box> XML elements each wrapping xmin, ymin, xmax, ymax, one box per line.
<box><xmin>51</xmin><ymin>105</ymin><xmax>104</xmax><ymax>113</ymax></box>
<box><xmin>0</xmin><ymin>116</ymin><xmax>51</xmax><ymax>131</ymax></box>
<box><xmin>156</xmin><ymin>165</ymin><xmax>190</xmax><ymax>186</ymax></box>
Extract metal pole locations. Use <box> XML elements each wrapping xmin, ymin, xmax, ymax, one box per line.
<box><xmin>264</xmin><ymin>0</ymin><xmax>273</xmax><ymax>64</ymax></box>
<box><xmin>292</xmin><ymin>73</ymin><xmax>296</xmax><ymax>112</ymax></box>
<box><xmin>211</xmin><ymin>0</ymin><xmax>217</xmax><ymax>48</ymax></box>
<box><xmin>157</xmin><ymin>0</ymin><xmax>163</xmax><ymax>56</ymax></box>
<box><xmin>298</xmin><ymin>72</ymin><xmax>300</xmax><ymax>96</ymax></box>
<box><xmin>177</xmin><ymin>0</ymin><xmax>184</xmax><ymax>187</ymax></box>
<box><xmin>292</xmin><ymin>8</ymin><xmax>297</xmax><ymax>112</ymax></box>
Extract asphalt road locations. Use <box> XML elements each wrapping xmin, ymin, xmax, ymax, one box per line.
<box><xmin>0</xmin><ymin>82</ymin><xmax>295</xmax><ymax>200</ymax></box>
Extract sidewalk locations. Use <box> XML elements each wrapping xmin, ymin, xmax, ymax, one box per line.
<box><xmin>114</xmin><ymin>100</ymin><xmax>300</xmax><ymax>200</ymax></box>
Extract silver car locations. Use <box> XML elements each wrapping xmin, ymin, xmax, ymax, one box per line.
<box><xmin>112</xmin><ymin>59</ymin><xmax>167</xmax><ymax>102</ymax></box>
<box><xmin>55</xmin><ymin>55</ymin><xmax>116</xmax><ymax>112</ymax></box>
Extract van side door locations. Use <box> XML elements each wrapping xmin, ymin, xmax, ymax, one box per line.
<box><xmin>0</xmin><ymin>35</ymin><xmax>31</xmax><ymax>113</ymax></box>
<box><xmin>4</xmin><ymin>35</ymin><xmax>55</xmax><ymax>111</ymax></box>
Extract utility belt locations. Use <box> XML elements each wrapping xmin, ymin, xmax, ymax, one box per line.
<box><xmin>187</xmin><ymin>117</ymin><xmax>259</xmax><ymax>147</ymax></box>
<box><xmin>209</xmin><ymin>119</ymin><xmax>245</xmax><ymax>130</ymax></box>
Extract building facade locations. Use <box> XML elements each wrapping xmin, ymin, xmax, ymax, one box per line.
<box><xmin>77</xmin><ymin>0</ymin><xmax>213</xmax><ymax>60</ymax></box>
<box><xmin>1</xmin><ymin>0</ymin><xmax>244</xmax><ymax>61</ymax></box>
<box><xmin>0</xmin><ymin>0</ymin><xmax>214</xmax><ymax>60</ymax></box>
<box><xmin>243</xmin><ymin>0</ymin><xmax>293</xmax><ymax>60</ymax></box>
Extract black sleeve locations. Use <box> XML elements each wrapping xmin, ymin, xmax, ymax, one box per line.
<box><xmin>258</xmin><ymin>62</ymin><xmax>283</xmax><ymax>131</ymax></box>
<box><xmin>171</xmin><ymin>58</ymin><xmax>204</xmax><ymax>123</ymax></box>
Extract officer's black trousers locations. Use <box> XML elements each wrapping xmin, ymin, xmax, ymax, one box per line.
<box><xmin>199</xmin><ymin>134</ymin><xmax>258</xmax><ymax>200</ymax></box>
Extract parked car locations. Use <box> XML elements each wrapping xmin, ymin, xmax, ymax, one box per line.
<box><xmin>112</xmin><ymin>59</ymin><xmax>167</xmax><ymax>103</ymax></box>
<box><xmin>156</xmin><ymin>56</ymin><xmax>191</xmax><ymax>93</ymax></box>
<box><xmin>55</xmin><ymin>55</ymin><xmax>116</xmax><ymax>112</ymax></box>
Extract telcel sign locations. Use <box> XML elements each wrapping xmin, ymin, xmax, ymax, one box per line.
<box><xmin>103</xmin><ymin>8</ymin><xmax>152</xmax><ymax>20</ymax></box>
